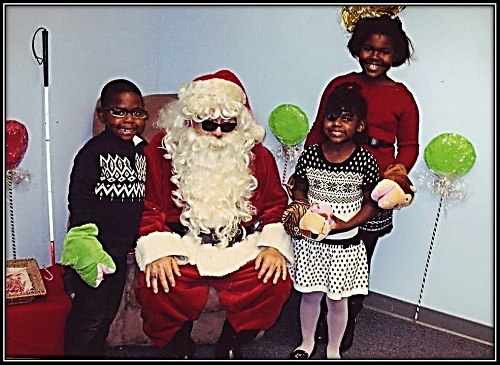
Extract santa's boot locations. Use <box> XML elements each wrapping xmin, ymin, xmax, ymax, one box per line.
<box><xmin>167</xmin><ymin>321</ymin><xmax>195</xmax><ymax>360</ymax></box>
<box><xmin>215</xmin><ymin>319</ymin><xmax>259</xmax><ymax>359</ymax></box>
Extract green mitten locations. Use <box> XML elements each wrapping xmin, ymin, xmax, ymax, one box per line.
<box><xmin>282</xmin><ymin>200</ymin><xmax>310</xmax><ymax>238</ymax></box>
<box><xmin>60</xmin><ymin>223</ymin><xmax>116</xmax><ymax>288</ymax></box>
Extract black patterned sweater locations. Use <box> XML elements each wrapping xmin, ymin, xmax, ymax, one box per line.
<box><xmin>68</xmin><ymin>128</ymin><xmax>148</xmax><ymax>258</ymax></box>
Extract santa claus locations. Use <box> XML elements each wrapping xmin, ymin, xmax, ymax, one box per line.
<box><xmin>134</xmin><ymin>69</ymin><xmax>293</xmax><ymax>359</ymax></box>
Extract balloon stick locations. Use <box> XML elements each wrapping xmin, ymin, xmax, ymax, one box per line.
<box><xmin>415</xmin><ymin>194</ymin><xmax>443</xmax><ymax>320</ymax></box>
<box><xmin>281</xmin><ymin>146</ymin><xmax>289</xmax><ymax>185</ymax></box>
<box><xmin>6</xmin><ymin>171</ymin><xmax>18</xmax><ymax>259</ymax></box>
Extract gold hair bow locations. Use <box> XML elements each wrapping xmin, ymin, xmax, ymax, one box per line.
<box><xmin>341</xmin><ymin>5</ymin><xmax>406</xmax><ymax>33</ymax></box>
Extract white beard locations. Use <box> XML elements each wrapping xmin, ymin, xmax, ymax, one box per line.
<box><xmin>169</xmin><ymin>128</ymin><xmax>257</xmax><ymax>247</ymax></box>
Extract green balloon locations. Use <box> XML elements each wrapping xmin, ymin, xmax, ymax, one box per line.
<box><xmin>424</xmin><ymin>133</ymin><xmax>476</xmax><ymax>178</ymax></box>
<box><xmin>268</xmin><ymin>104</ymin><xmax>309</xmax><ymax>146</ymax></box>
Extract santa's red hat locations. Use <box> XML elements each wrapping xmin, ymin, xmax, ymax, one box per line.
<box><xmin>179</xmin><ymin>69</ymin><xmax>251</xmax><ymax>113</ymax></box>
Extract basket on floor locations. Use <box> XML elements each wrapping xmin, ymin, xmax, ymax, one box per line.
<box><xmin>6</xmin><ymin>258</ymin><xmax>47</xmax><ymax>305</ymax></box>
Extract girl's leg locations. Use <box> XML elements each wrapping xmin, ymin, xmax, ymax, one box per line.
<box><xmin>340</xmin><ymin>231</ymin><xmax>381</xmax><ymax>351</ymax></box>
<box><xmin>326</xmin><ymin>296</ymin><xmax>348</xmax><ymax>359</ymax></box>
<box><xmin>317</xmin><ymin>232</ymin><xmax>382</xmax><ymax>349</ymax></box>
<box><xmin>293</xmin><ymin>291</ymin><xmax>324</xmax><ymax>356</ymax></box>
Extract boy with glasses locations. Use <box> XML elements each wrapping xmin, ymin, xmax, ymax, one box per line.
<box><xmin>133</xmin><ymin>69</ymin><xmax>293</xmax><ymax>359</ymax></box>
<box><xmin>62</xmin><ymin>78</ymin><xmax>148</xmax><ymax>358</ymax></box>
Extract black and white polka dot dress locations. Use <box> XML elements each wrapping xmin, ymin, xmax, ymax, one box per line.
<box><xmin>289</xmin><ymin>144</ymin><xmax>380</xmax><ymax>300</ymax></box>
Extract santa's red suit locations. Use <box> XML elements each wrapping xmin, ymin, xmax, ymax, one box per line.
<box><xmin>134</xmin><ymin>70</ymin><xmax>293</xmax><ymax>350</ymax></box>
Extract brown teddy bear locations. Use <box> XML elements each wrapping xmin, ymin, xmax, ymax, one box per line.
<box><xmin>371</xmin><ymin>163</ymin><xmax>417</xmax><ymax>210</ymax></box>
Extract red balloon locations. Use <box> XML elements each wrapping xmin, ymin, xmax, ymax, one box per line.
<box><xmin>6</xmin><ymin>120</ymin><xmax>29</xmax><ymax>171</ymax></box>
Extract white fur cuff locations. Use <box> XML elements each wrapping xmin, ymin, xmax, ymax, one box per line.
<box><xmin>257</xmin><ymin>223</ymin><xmax>294</xmax><ymax>265</ymax></box>
<box><xmin>135</xmin><ymin>231</ymin><xmax>187</xmax><ymax>271</ymax></box>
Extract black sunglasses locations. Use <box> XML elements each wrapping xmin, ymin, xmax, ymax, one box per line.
<box><xmin>201</xmin><ymin>119</ymin><xmax>238</xmax><ymax>133</ymax></box>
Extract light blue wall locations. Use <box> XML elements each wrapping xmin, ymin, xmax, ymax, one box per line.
<box><xmin>5</xmin><ymin>5</ymin><xmax>494</xmax><ymax>328</ymax></box>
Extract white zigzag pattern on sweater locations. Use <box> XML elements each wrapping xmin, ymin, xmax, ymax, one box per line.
<box><xmin>95</xmin><ymin>154</ymin><xmax>145</xmax><ymax>200</ymax></box>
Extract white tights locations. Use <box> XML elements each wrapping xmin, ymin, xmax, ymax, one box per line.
<box><xmin>296</xmin><ymin>292</ymin><xmax>347</xmax><ymax>359</ymax></box>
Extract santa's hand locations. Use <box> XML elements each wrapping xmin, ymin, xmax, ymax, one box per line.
<box><xmin>255</xmin><ymin>247</ymin><xmax>287</xmax><ymax>284</ymax></box>
<box><xmin>145</xmin><ymin>256</ymin><xmax>181</xmax><ymax>294</ymax></box>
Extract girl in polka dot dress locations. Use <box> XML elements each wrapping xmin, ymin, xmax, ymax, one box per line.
<box><xmin>286</xmin><ymin>82</ymin><xmax>380</xmax><ymax>359</ymax></box>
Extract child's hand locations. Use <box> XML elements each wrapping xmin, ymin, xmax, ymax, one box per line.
<box><xmin>328</xmin><ymin>216</ymin><xmax>349</xmax><ymax>233</ymax></box>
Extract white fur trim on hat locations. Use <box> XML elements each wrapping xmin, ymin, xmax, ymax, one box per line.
<box><xmin>180</xmin><ymin>78</ymin><xmax>246</xmax><ymax>104</ymax></box>
<box><xmin>135</xmin><ymin>231</ymin><xmax>188</xmax><ymax>271</ymax></box>
<box><xmin>178</xmin><ymin>78</ymin><xmax>248</xmax><ymax>122</ymax></box>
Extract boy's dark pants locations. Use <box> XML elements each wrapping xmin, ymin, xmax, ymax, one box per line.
<box><xmin>63</xmin><ymin>255</ymin><xmax>127</xmax><ymax>358</ymax></box>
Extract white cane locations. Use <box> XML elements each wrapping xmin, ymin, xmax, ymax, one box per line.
<box><xmin>33</xmin><ymin>27</ymin><xmax>55</xmax><ymax>266</ymax></box>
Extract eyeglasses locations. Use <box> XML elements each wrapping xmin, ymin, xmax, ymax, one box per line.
<box><xmin>103</xmin><ymin>107</ymin><xmax>148</xmax><ymax>119</ymax></box>
<box><xmin>326</xmin><ymin>111</ymin><xmax>354</xmax><ymax>121</ymax></box>
<box><xmin>200</xmin><ymin>119</ymin><xmax>238</xmax><ymax>133</ymax></box>
<box><xmin>326</xmin><ymin>113</ymin><xmax>341</xmax><ymax>121</ymax></box>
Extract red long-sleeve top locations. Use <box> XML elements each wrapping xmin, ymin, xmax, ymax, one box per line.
<box><xmin>305</xmin><ymin>72</ymin><xmax>420</xmax><ymax>174</ymax></box>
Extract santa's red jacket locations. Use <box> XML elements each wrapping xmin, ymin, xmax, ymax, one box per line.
<box><xmin>135</xmin><ymin>132</ymin><xmax>294</xmax><ymax>276</ymax></box>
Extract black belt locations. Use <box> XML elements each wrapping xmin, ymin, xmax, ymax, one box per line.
<box><xmin>166</xmin><ymin>222</ymin><xmax>255</xmax><ymax>247</ymax></box>
<box><xmin>365</xmin><ymin>137</ymin><xmax>393</xmax><ymax>148</ymax></box>
<box><xmin>320</xmin><ymin>234</ymin><xmax>361</xmax><ymax>248</ymax></box>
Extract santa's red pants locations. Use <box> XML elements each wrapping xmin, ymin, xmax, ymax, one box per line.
<box><xmin>135</xmin><ymin>260</ymin><xmax>292</xmax><ymax>348</ymax></box>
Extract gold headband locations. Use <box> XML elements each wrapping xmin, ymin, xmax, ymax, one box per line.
<box><xmin>341</xmin><ymin>5</ymin><xmax>406</xmax><ymax>33</ymax></box>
